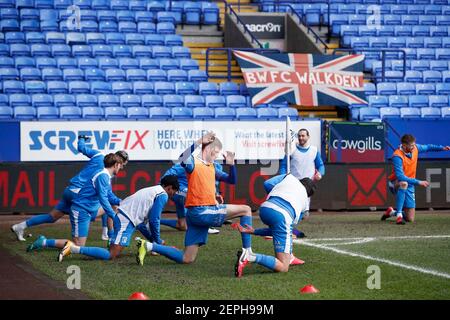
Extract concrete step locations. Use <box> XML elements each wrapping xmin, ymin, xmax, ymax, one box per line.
<box><xmin>176</xmin><ymin>25</ymin><xmax>223</xmax><ymax>37</ymax></box>
<box><xmin>208</xmin><ymin>77</ymin><xmax>245</xmax><ymax>84</ymax></box>
<box><xmin>201</xmin><ymin>65</ymin><xmax>241</xmax><ymax>72</ymax></box>
<box><xmin>198</xmin><ymin>60</ymin><xmax>238</xmax><ymax>67</ymax></box>
<box><xmin>185</xmin><ymin>41</ymin><xmax>224</xmax><ymax>48</ymax></box>
<box><xmin>192</xmin><ymin>53</ymin><xmax>229</xmax><ymax>60</ymax></box>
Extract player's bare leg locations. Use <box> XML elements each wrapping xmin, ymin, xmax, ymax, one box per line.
<box><xmin>405</xmin><ymin>208</ymin><xmax>415</xmax><ymax>222</ymax></box>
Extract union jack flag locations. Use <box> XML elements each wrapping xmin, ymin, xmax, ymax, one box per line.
<box><xmin>233</xmin><ymin>50</ymin><xmax>367</xmax><ymax>107</ymax></box>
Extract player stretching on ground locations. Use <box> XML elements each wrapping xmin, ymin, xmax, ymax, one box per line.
<box><xmin>155</xmin><ymin>160</ymin><xmax>236</xmax><ymax>234</ymax></box>
<box><xmin>136</xmin><ymin>132</ymin><xmax>254</xmax><ymax>276</ymax></box>
<box><xmin>280</xmin><ymin>128</ymin><xmax>324</xmax><ymax>238</ymax></box>
<box><xmin>234</xmin><ymin>175</ymin><xmax>316</xmax><ymax>275</ymax></box>
<box><xmin>27</xmin><ymin>153</ymin><xmax>125</xmax><ymax>252</ymax></box>
<box><xmin>381</xmin><ymin>134</ymin><xmax>450</xmax><ymax>224</ymax></box>
<box><xmin>57</xmin><ymin>175</ymin><xmax>179</xmax><ymax>261</ymax></box>
<box><xmin>11</xmin><ymin>136</ymin><xmax>128</xmax><ymax>241</ymax></box>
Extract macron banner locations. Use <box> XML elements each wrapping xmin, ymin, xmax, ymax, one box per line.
<box><xmin>20</xmin><ymin>120</ymin><xmax>321</xmax><ymax>161</ymax></box>
<box><xmin>233</xmin><ymin>51</ymin><xmax>367</xmax><ymax>107</ymax></box>
<box><xmin>328</xmin><ymin>122</ymin><xmax>385</xmax><ymax>163</ymax></box>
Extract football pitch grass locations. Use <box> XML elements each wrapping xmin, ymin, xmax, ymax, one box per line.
<box><xmin>1</xmin><ymin>211</ymin><xmax>450</xmax><ymax>300</ymax></box>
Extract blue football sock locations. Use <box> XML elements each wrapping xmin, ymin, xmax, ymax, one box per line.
<box><xmin>254</xmin><ymin>228</ymin><xmax>272</xmax><ymax>237</ymax></box>
<box><xmin>255</xmin><ymin>254</ymin><xmax>277</xmax><ymax>271</ymax></box>
<box><xmin>79</xmin><ymin>247</ymin><xmax>111</xmax><ymax>260</ymax></box>
<box><xmin>240</xmin><ymin>216</ymin><xmax>252</xmax><ymax>249</ymax></box>
<box><xmin>396</xmin><ymin>188</ymin><xmax>407</xmax><ymax>215</ymax></box>
<box><xmin>26</xmin><ymin>214</ymin><xmax>56</xmax><ymax>227</ymax></box>
<box><xmin>107</xmin><ymin>229</ymin><xmax>114</xmax><ymax>239</ymax></box>
<box><xmin>45</xmin><ymin>239</ymin><xmax>56</xmax><ymax>248</ymax></box>
<box><xmin>136</xmin><ymin>223</ymin><xmax>154</xmax><ymax>242</ymax></box>
<box><xmin>101</xmin><ymin>214</ymin><xmax>107</xmax><ymax>228</ymax></box>
<box><xmin>160</xmin><ymin>219</ymin><xmax>178</xmax><ymax>229</ymax></box>
<box><xmin>152</xmin><ymin>243</ymin><xmax>184</xmax><ymax>264</ymax></box>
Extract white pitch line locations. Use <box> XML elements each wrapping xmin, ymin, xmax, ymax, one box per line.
<box><xmin>293</xmin><ymin>239</ymin><xmax>450</xmax><ymax>280</ymax></box>
<box><xmin>303</xmin><ymin>235</ymin><xmax>450</xmax><ymax>242</ymax></box>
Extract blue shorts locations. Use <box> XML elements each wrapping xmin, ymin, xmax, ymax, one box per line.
<box><xmin>173</xmin><ymin>192</ymin><xmax>187</xmax><ymax>219</ymax></box>
<box><xmin>185</xmin><ymin>204</ymin><xmax>227</xmax><ymax>247</ymax></box>
<box><xmin>259</xmin><ymin>205</ymin><xmax>294</xmax><ymax>254</ymax></box>
<box><xmin>55</xmin><ymin>187</ymin><xmax>78</xmax><ymax>214</ymax></box>
<box><xmin>69</xmin><ymin>205</ymin><xmax>93</xmax><ymax>238</ymax></box>
<box><xmin>111</xmin><ymin>211</ymin><xmax>135</xmax><ymax>247</ymax></box>
<box><xmin>389</xmin><ymin>181</ymin><xmax>416</xmax><ymax>209</ymax></box>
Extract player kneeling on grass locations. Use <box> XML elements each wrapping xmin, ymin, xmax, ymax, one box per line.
<box><xmin>136</xmin><ymin>132</ymin><xmax>254</xmax><ymax>276</ymax></box>
<box><xmin>27</xmin><ymin>153</ymin><xmax>125</xmax><ymax>253</ymax></box>
<box><xmin>57</xmin><ymin>175</ymin><xmax>179</xmax><ymax>261</ymax></box>
<box><xmin>233</xmin><ymin>174</ymin><xmax>316</xmax><ymax>275</ymax></box>
<box><xmin>381</xmin><ymin>134</ymin><xmax>450</xmax><ymax>225</ymax></box>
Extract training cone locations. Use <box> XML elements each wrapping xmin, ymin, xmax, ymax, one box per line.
<box><xmin>300</xmin><ymin>285</ymin><xmax>320</xmax><ymax>294</ymax></box>
<box><xmin>128</xmin><ymin>292</ymin><xmax>150</xmax><ymax>300</ymax></box>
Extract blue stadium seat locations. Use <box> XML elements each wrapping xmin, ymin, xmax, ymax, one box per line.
<box><xmin>35</xmin><ymin>57</ymin><xmax>56</xmax><ymax>69</ymax></box>
<box><xmin>59</xmin><ymin>107</ymin><xmax>81</xmax><ymax>119</ymax></box>
<box><xmin>0</xmin><ymin>57</ymin><xmax>14</xmax><ymax>68</ymax></box>
<box><xmin>420</xmin><ymin>107</ymin><xmax>441</xmax><ymax>118</ymax></box>
<box><xmin>410</xmin><ymin>60</ymin><xmax>430</xmax><ymax>71</ymax></box>
<box><xmin>132</xmin><ymin>81</ymin><xmax>153</xmax><ymax>95</ymax></box>
<box><xmin>98</xmin><ymin>94</ymin><xmax>119</xmax><ymax>107</ymax></box>
<box><xmin>63</xmin><ymin>68</ymin><xmax>84</xmax><ymax>81</ymax></box>
<box><xmin>5</xmin><ymin>31</ymin><xmax>25</xmax><ymax>43</ymax></box>
<box><xmin>199</xmin><ymin>82</ymin><xmax>218</xmax><ymax>96</ymax></box>
<box><xmin>395</xmin><ymin>82</ymin><xmax>415</xmax><ymax>95</ymax></box>
<box><xmin>278</xmin><ymin>107</ymin><xmax>298</xmax><ymax>119</ymax></box>
<box><xmin>157</xmin><ymin>22</ymin><xmax>175</xmax><ymax>34</ymax></box>
<box><xmin>400</xmin><ymin>107</ymin><xmax>421</xmax><ymax>118</ymax></box>
<box><xmin>54</xmin><ymin>94</ymin><xmax>76</xmax><ymax>107</ymax></box>
<box><xmin>257</xmin><ymin>107</ymin><xmax>278</xmax><ymax>119</ymax></box>
<box><xmin>184</xmin><ymin>95</ymin><xmax>205</xmax><ymax>108</ymax></box>
<box><xmin>25</xmin><ymin>80</ymin><xmax>46</xmax><ymax>94</ymax></box>
<box><xmin>0</xmin><ymin>106</ymin><xmax>13</xmax><ymax>120</ymax></box>
<box><xmin>84</xmin><ymin>68</ymin><xmax>105</xmax><ymax>81</ymax></box>
<box><xmin>41</xmin><ymin>20</ymin><xmax>58</xmax><ymax>31</ymax></box>
<box><xmin>120</xmin><ymin>94</ymin><xmax>141</xmax><ymax>108</ymax></box>
<box><xmin>188</xmin><ymin>70</ymin><xmax>208</xmax><ymax>82</ymax></box>
<box><xmin>80</xmin><ymin>9</ymin><xmax>97</xmax><ymax>21</ymax></box>
<box><xmin>118</xmin><ymin>57</ymin><xmax>139</xmax><ymax>69</ymax></box>
<box><xmin>389</xmin><ymin>96</ymin><xmax>409</xmax><ymax>108</ymax></box>
<box><xmin>438</xmin><ymin>78</ymin><xmax>450</xmax><ymax>92</ymax></box>
<box><xmin>171</xmin><ymin>46</ymin><xmax>191</xmax><ymax>59</ymax></box>
<box><xmin>98</xmin><ymin>57</ymin><xmax>118</xmax><ymax>69</ymax></box>
<box><xmin>219</xmin><ymin>82</ymin><xmax>239</xmax><ymax>96</ymax></box>
<box><xmin>37</xmin><ymin>106</ymin><xmax>59</xmax><ymax>119</ymax></box>
<box><xmin>157</xmin><ymin>11</ymin><xmax>178</xmax><ymax>24</ymax></box>
<box><xmin>125</xmin><ymin>69</ymin><xmax>145</xmax><ymax>81</ymax></box>
<box><xmin>172</xmin><ymin>107</ymin><xmax>193</xmax><ymax>119</ymax></box>
<box><xmin>0</xmin><ymin>94</ymin><xmax>8</xmax><ymax>107</ymax></box>
<box><xmin>167</xmin><ymin>69</ymin><xmax>188</xmax><ymax>82</ymax></box>
<box><xmin>112</xmin><ymin>44</ymin><xmax>132</xmax><ymax>57</ymax></box>
<box><xmin>76</xmin><ymin>94</ymin><xmax>98</xmax><ymax>107</ymax></box>
<box><xmin>106</xmin><ymin>68</ymin><xmax>126</xmax><ymax>81</ymax></box>
<box><xmin>359</xmin><ymin>107</ymin><xmax>380</xmax><ymax>121</ymax></box>
<box><xmin>145</xmin><ymin>34</ymin><xmax>164</xmax><ymax>46</ymax></box>
<box><xmin>380</xmin><ymin>107</ymin><xmax>400</xmax><ymax>119</ymax></box>
<box><xmin>118</xmin><ymin>21</ymin><xmax>137</xmax><ymax>33</ymax></box>
<box><xmin>179</xmin><ymin>58</ymin><xmax>198</xmax><ymax>71</ymax></box>
<box><xmin>154</xmin><ymin>81</ymin><xmax>175</xmax><ymax>95</ymax></box>
<box><xmin>164</xmin><ymin>95</ymin><xmax>184</xmax><ymax>108</ymax></box>
<box><xmin>192</xmin><ymin>107</ymin><xmax>214</xmax><ymax>119</ymax></box>
<box><xmin>81</xmin><ymin>107</ymin><xmax>104</xmax><ymax>120</ymax></box>
<box><xmin>78</xmin><ymin>57</ymin><xmax>98</xmax><ymax>70</ymax></box>
<box><xmin>104</xmin><ymin>106</ymin><xmax>126</xmax><ymax>119</ymax></box>
<box><xmin>142</xmin><ymin>95</ymin><xmax>163</xmax><ymax>108</ymax></box>
<box><xmin>164</xmin><ymin>34</ymin><xmax>183</xmax><ymax>46</ymax></box>
<box><xmin>441</xmin><ymin>107</ymin><xmax>450</xmax><ymax>118</ymax></box>
<box><xmin>149</xmin><ymin>106</ymin><xmax>170</xmax><ymax>119</ymax></box>
<box><xmin>111</xmin><ymin>81</ymin><xmax>132</xmax><ymax>94</ymax></box>
<box><xmin>91</xmin><ymin>81</ymin><xmax>111</xmax><ymax>94</ymax></box>
<box><xmin>202</xmin><ymin>2</ymin><xmax>219</xmax><ymax>25</ymax></box>
<box><xmin>0</xmin><ymin>68</ymin><xmax>19</xmax><ymax>80</ymax></box>
<box><xmin>0</xmin><ymin>19</ymin><xmax>19</xmax><ymax>32</ymax></box>
<box><xmin>47</xmin><ymin>81</ymin><xmax>68</xmax><ymax>94</ymax></box>
<box><xmin>105</xmin><ymin>33</ymin><xmax>125</xmax><ymax>45</ymax></box>
<box><xmin>388</xmin><ymin>37</ymin><xmax>407</xmax><ymax>48</ymax></box>
<box><xmin>377</xmin><ymin>83</ymin><xmax>397</xmax><ymax>95</ymax></box>
<box><xmin>1</xmin><ymin>8</ymin><xmax>18</xmax><ymax>19</ymax></box>
<box><xmin>436</xmin><ymin>48</ymin><xmax>450</xmax><ymax>60</ymax></box>
<box><xmin>10</xmin><ymin>43</ymin><xmax>30</xmax><ymax>56</ymax></box>
<box><xmin>430</xmin><ymin>26</ymin><xmax>448</xmax><ymax>37</ymax></box>
<box><xmin>132</xmin><ymin>45</ymin><xmax>151</xmax><ymax>57</ymax></box>
<box><xmin>226</xmin><ymin>95</ymin><xmax>247</xmax><ymax>108</ymax></box>
<box><xmin>416</xmin><ymin>83</ymin><xmax>435</xmax><ymax>95</ymax></box>
<box><xmin>9</xmin><ymin>93</ymin><xmax>31</xmax><ymax>107</ymax></box>
<box><xmin>92</xmin><ymin>0</ymin><xmax>111</xmax><ymax>11</ymax></box>
<box><xmin>158</xmin><ymin>58</ymin><xmax>179</xmax><ymax>70</ymax></box>
<box><xmin>127</xmin><ymin>107</ymin><xmax>149</xmax><ymax>119</ymax></box>
<box><xmin>3</xmin><ymin>80</ymin><xmax>24</xmax><ymax>94</ymax></box>
<box><xmin>135</xmin><ymin>12</ymin><xmax>153</xmax><ymax>23</ymax></box>
<box><xmin>116</xmin><ymin>10</ymin><xmax>135</xmax><ymax>22</ymax></box>
<box><xmin>369</xmin><ymin>95</ymin><xmax>389</xmax><ymax>108</ymax></box>
<box><xmin>0</xmin><ymin>44</ymin><xmax>10</xmax><ymax>56</ymax></box>
<box><xmin>14</xmin><ymin>106</ymin><xmax>36</xmax><ymax>119</ymax></box>
<box><xmin>423</xmin><ymin>70</ymin><xmax>442</xmax><ymax>83</ymax></box>
<box><xmin>214</xmin><ymin>107</ymin><xmax>235</xmax><ymax>120</ymax></box>
<box><xmin>235</xmin><ymin>107</ymin><xmax>257</xmax><ymax>120</ymax></box>
<box><xmin>69</xmin><ymin>81</ymin><xmax>90</xmax><ymax>94</ymax></box>
<box><xmin>184</xmin><ymin>2</ymin><xmax>201</xmax><ymax>25</ymax></box>
<box><xmin>86</xmin><ymin>33</ymin><xmax>106</xmax><ymax>45</ymax></box>
<box><xmin>428</xmin><ymin>95</ymin><xmax>448</xmax><ymax>108</ymax></box>
<box><xmin>409</xmin><ymin>95</ymin><xmax>429</xmax><ymax>108</ymax></box>
<box><xmin>26</xmin><ymin>32</ymin><xmax>45</xmax><ymax>44</ymax></box>
<box><xmin>152</xmin><ymin>45</ymin><xmax>172</xmax><ymax>58</ymax></box>
<box><xmin>31</xmin><ymin>44</ymin><xmax>51</xmax><ymax>57</ymax></box>
<box><xmin>405</xmin><ymin>70</ymin><xmax>423</xmax><ymax>82</ymax></box>
<box><xmin>51</xmin><ymin>44</ymin><xmax>71</xmax><ymax>57</ymax></box>
<box><xmin>99</xmin><ymin>21</ymin><xmax>118</xmax><ymax>33</ymax></box>
<box><xmin>205</xmin><ymin>95</ymin><xmax>226</xmax><ymax>108</ymax></box>
<box><xmin>147</xmin><ymin>69</ymin><xmax>167</xmax><ymax>81</ymax></box>
<box><xmin>46</xmin><ymin>32</ymin><xmax>65</xmax><ymax>44</ymax></box>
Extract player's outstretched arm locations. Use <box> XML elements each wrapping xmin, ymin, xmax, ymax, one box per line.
<box><xmin>147</xmin><ymin>193</ymin><xmax>169</xmax><ymax>245</ymax></box>
<box><xmin>95</xmin><ymin>175</ymin><xmax>117</xmax><ymax>218</ymax></box>
<box><xmin>77</xmin><ymin>135</ymin><xmax>101</xmax><ymax>159</ymax></box>
<box><xmin>263</xmin><ymin>174</ymin><xmax>286</xmax><ymax>193</ymax></box>
<box><xmin>417</xmin><ymin>144</ymin><xmax>450</xmax><ymax>153</ymax></box>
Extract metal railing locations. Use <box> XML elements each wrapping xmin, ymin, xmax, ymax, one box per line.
<box><xmin>332</xmin><ymin>48</ymin><xmax>407</xmax><ymax>83</ymax></box>
<box><xmin>205</xmin><ymin>47</ymin><xmax>280</xmax><ymax>81</ymax></box>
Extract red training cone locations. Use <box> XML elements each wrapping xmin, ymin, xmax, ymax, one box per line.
<box><xmin>128</xmin><ymin>292</ymin><xmax>150</xmax><ymax>300</ymax></box>
<box><xmin>300</xmin><ymin>285</ymin><xmax>320</xmax><ymax>294</ymax></box>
